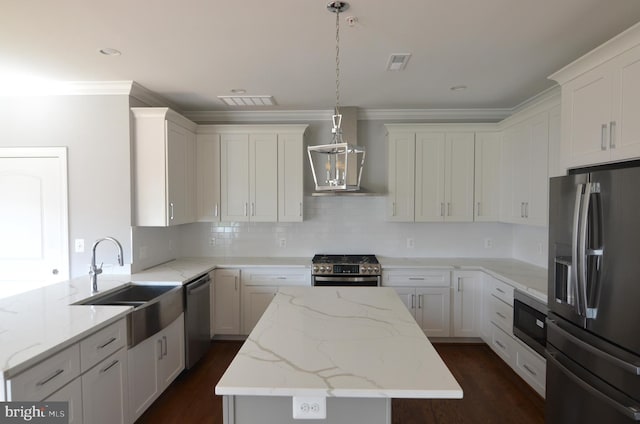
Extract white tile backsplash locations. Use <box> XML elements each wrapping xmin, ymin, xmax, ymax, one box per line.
<box><xmin>179</xmin><ymin>196</ymin><xmax>516</xmax><ymax>259</ymax></box>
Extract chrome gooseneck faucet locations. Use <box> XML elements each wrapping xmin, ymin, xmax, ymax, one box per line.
<box><xmin>89</xmin><ymin>237</ymin><xmax>124</xmax><ymax>293</ymax></box>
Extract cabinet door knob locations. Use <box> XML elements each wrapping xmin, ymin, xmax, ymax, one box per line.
<box><xmin>601</xmin><ymin>124</ymin><xmax>608</xmax><ymax>151</ymax></box>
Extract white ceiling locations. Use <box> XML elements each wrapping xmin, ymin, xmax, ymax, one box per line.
<box><xmin>2</xmin><ymin>0</ymin><xmax>640</xmax><ymax>112</ymax></box>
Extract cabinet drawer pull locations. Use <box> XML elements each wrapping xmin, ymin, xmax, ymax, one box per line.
<box><xmin>163</xmin><ymin>335</ymin><xmax>168</xmax><ymax>357</ymax></box>
<box><xmin>496</xmin><ymin>312</ymin><xmax>507</xmax><ymax>320</ymax></box>
<box><xmin>100</xmin><ymin>359</ymin><xmax>119</xmax><ymax>374</ymax></box>
<box><xmin>440</xmin><ymin>202</ymin><xmax>445</xmax><ymax>217</ymax></box>
<box><xmin>477</xmin><ymin>202</ymin><xmax>481</xmax><ymax>216</ymax></box>
<box><xmin>251</xmin><ymin>202</ymin><xmax>255</xmax><ymax>216</ymax></box>
<box><xmin>408</xmin><ymin>277</ymin><xmax>425</xmax><ymax>281</ymax></box>
<box><xmin>411</xmin><ymin>294</ymin><xmax>415</xmax><ymax>309</ymax></box>
<box><xmin>276</xmin><ymin>276</ymin><xmax>287</xmax><ymax>280</ymax></box>
<box><xmin>392</xmin><ymin>202</ymin><xmax>396</xmax><ymax>217</ymax></box>
<box><xmin>610</xmin><ymin>121</ymin><xmax>616</xmax><ymax>148</ymax></box>
<box><xmin>522</xmin><ymin>364</ymin><xmax>537</xmax><ymax>377</ymax></box>
<box><xmin>299</xmin><ymin>202</ymin><xmax>303</xmax><ymax>217</ymax></box>
<box><xmin>169</xmin><ymin>202</ymin><xmax>175</xmax><ymax>220</ymax></box>
<box><xmin>244</xmin><ymin>203</ymin><xmax>248</xmax><ymax>217</ymax></box>
<box><xmin>214</xmin><ymin>204</ymin><xmax>219</xmax><ymax>217</ymax></box>
<box><xmin>158</xmin><ymin>340</ymin><xmax>163</xmax><ymax>360</ymax></box>
<box><xmin>457</xmin><ymin>277</ymin><xmax>461</xmax><ymax>292</ymax></box>
<box><xmin>36</xmin><ymin>369</ymin><xmax>64</xmax><ymax>386</ymax></box>
<box><xmin>234</xmin><ymin>277</ymin><xmax>238</xmax><ymax>291</ymax></box>
<box><xmin>97</xmin><ymin>337</ymin><xmax>117</xmax><ymax>350</ymax></box>
<box><xmin>495</xmin><ymin>340</ymin><xmax>506</xmax><ymax>350</ymax></box>
<box><xmin>496</xmin><ymin>287</ymin><xmax>506</xmax><ymax>294</ymax></box>
<box><xmin>418</xmin><ymin>294</ymin><xmax>423</xmax><ymax>309</ymax></box>
<box><xmin>447</xmin><ymin>202</ymin><xmax>452</xmax><ymax>217</ymax></box>
<box><xmin>601</xmin><ymin>124</ymin><xmax>608</xmax><ymax>150</ymax></box>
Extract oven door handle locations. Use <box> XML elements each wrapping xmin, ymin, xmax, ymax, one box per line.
<box><xmin>313</xmin><ymin>276</ymin><xmax>380</xmax><ymax>284</ymax></box>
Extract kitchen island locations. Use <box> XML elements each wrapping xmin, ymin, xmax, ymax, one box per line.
<box><xmin>215</xmin><ymin>287</ymin><xmax>462</xmax><ymax>424</ymax></box>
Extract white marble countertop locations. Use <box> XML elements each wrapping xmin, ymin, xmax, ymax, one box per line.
<box><xmin>215</xmin><ymin>287</ymin><xmax>463</xmax><ymax>399</ymax></box>
<box><xmin>0</xmin><ymin>255</ymin><xmax>545</xmax><ymax>382</ymax></box>
<box><xmin>0</xmin><ymin>275</ymin><xmax>132</xmax><ymax>378</ymax></box>
<box><xmin>378</xmin><ymin>257</ymin><xmax>547</xmax><ymax>302</ymax></box>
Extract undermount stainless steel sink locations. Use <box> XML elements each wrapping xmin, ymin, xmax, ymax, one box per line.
<box><xmin>81</xmin><ymin>284</ymin><xmax>178</xmax><ymax>306</ymax></box>
<box><xmin>76</xmin><ymin>284</ymin><xmax>184</xmax><ymax>347</ymax></box>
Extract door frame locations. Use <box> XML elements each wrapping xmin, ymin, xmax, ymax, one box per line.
<box><xmin>0</xmin><ymin>147</ymin><xmax>70</xmax><ymax>281</ymax></box>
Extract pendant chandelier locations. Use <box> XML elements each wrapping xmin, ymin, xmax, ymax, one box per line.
<box><xmin>307</xmin><ymin>1</ymin><xmax>366</xmax><ymax>192</ymax></box>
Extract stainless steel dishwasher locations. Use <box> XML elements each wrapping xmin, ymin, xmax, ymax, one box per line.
<box><xmin>184</xmin><ymin>273</ymin><xmax>211</xmax><ymax>369</ymax></box>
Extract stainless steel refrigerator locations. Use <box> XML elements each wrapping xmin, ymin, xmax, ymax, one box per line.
<box><xmin>547</xmin><ymin>163</ymin><xmax>640</xmax><ymax>423</ymax></box>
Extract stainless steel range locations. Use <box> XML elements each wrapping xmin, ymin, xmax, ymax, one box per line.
<box><xmin>311</xmin><ymin>254</ymin><xmax>381</xmax><ymax>286</ymax></box>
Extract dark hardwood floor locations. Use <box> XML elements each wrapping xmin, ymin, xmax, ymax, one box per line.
<box><xmin>137</xmin><ymin>341</ymin><xmax>544</xmax><ymax>424</ymax></box>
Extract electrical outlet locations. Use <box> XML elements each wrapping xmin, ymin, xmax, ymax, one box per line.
<box><xmin>292</xmin><ymin>397</ymin><xmax>326</xmax><ymax>419</ymax></box>
<box><xmin>279</xmin><ymin>238</ymin><xmax>287</xmax><ymax>248</ymax></box>
<box><xmin>209</xmin><ymin>238</ymin><xmax>216</xmax><ymax>246</ymax></box>
<box><xmin>484</xmin><ymin>238</ymin><xmax>493</xmax><ymax>249</ymax></box>
<box><xmin>74</xmin><ymin>239</ymin><xmax>84</xmax><ymax>253</ymax></box>
<box><xmin>406</xmin><ymin>238</ymin><xmax>415</xmax><ymax>248</ymax></box>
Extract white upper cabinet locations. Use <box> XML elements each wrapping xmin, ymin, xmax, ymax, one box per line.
<box><xmin>196</xmin><ymin>131</ymin><xmax>221</xmax><ymax>222</ymax></box>
<box><xmin>132</xmin><ymin>107</ymin><xmax>197</xmax><ymax>227</ymax></box>
<box><xmin>501</xmin><ymin>110</ymin><xmax>550</xmax><ymax>226</ymax></box>
<box><xmin>199</xmin><ymin>125</ymin><xmax>307</xmax><ymax>223</ymax></box>
<box><xmin>386</xmin><ymin>125</ymin><xmax>476</xmax><ymax>223</ymax></box>
<box><xmin>550</xmin><ymin>24</ymin><xmax>640</xmax><ymax>168</ymax></box>
<box><xmin>277</xmin><ymin>133</ymin><xmax>304</xmax><ymax>222</ymax></box>
<box><xmin>474</xmin><ymin>132</ymin><xmax>502</xmax><ymax>221</ymax></box>
<box><xmin>387</xmin><ymin>131</ymin><xmax>416</xmax><ymax>221</ymax></box>
<box><xmin>444</xmin><ymin>132</ymin><xmax>475</xmax><ymax>222</ymax></box>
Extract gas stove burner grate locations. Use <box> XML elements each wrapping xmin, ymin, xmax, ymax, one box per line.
<box><xmin>312</xmin><ymin>254</ymin><xmax>379</xmax><ymax>265</ymax></box>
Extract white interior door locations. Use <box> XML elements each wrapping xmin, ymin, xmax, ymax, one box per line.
<box><xmin>0</xmin><ymin>148</ymin><xmax>69</xmax><ymax>288</ymax></box>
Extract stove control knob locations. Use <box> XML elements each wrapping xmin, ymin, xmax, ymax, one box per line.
<box><xmin>313</xmin><ymin>266</ymin><xmax>319</xmax><ymax>273</ymax></box>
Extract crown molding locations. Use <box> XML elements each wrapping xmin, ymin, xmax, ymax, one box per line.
<box><xmin>129</xmin><ymin>82</ymin><xmax>182</xmax><ymax>110</ymax></box>
<box><xmin>184</xmin><ymin>107</ymin><xmax>512</xmax><ymax>123</ymax></box>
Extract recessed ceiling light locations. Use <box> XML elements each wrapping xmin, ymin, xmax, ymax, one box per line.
<box><xmin>450</xmin><ymin>85</ymin><xmax>467</xmax><ymax>91</ymax></box>
<box><xmin>99</xmin><ymin>48</ymin><xmax>121</xmax><ymax>56</ymax></box>
<box><xmin>230</xmin><ymin>88</ymin><xmax>247</xmax><ymax>94</ymax></box>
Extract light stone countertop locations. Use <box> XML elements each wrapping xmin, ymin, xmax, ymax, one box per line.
<box><xmin>378</xmin><ymin>257</ymin><xmax>548</xmax><ymax>302</ymax></box>
<box><xmin>0</xmin><ymin>275</ymin><xmax>132</xmax><ymax>379</ymax></box>
<box><xmin>215</xmin><ymin>287</ymin><xmax>463</xmax><ymax>399</ymax></box>
<box><xmin>0</xmin><ymin>255</ymin><xmax>545</xmax><ymax>383</ymax></box>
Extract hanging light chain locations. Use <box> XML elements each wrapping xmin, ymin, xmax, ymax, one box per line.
<box><xmin>335</xmin><ymin>6</ymin><xmax>340</xmax><ymax>116</ymax></box>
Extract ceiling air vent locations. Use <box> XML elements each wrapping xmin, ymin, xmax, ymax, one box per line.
<box><xmin>386</xmin><ymin>54</ymin><xmax>411</xmax><ymax>71</ymax></box>
<box><xmin>218</xmin><ymin>95</ymin><xmax>276</xmax><ymax>106</ymax></box>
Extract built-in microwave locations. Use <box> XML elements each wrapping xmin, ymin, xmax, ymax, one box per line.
<box><xmin>513</xmin><ymin>290</ymin><xmax>548</xmax><ymax>356</ymax></box>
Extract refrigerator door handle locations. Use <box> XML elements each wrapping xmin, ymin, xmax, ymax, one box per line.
<box><xmin>572</xmin><ymin>183</ymin><xmax>585</xmax><ymax>316</ymax></box>
<box><xmin>548</xmin><ymin>319</ymin><xmax>640</xmax><ymax>376</ymax></box>
<box><xmin>547</xmin><ymin>351</ymin><xmax>640</xmax><ymax>421</ymax></box>
<box><xmin>577</xmin><ymin>182</ymin><xmax>593</xmax><ymax>317</ymax></box>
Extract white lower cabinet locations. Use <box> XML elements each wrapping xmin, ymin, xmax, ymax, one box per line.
<box><xmin>391</xmin><ymin>286</ymin><xmax>451</xmax><ymax>337</ymax></box>
<box><xmin>242</xmin><ymin>286</ymin><xmax>278</xmax><ymax>335</ymax></box>
<box><xmin>128</xmin><ymin>313</ymin><xmax>185</xmax><ymax>422</ymax></box>
<box><xmin>452</xmin><ymin>271</ymin><xmax>482</xmax><ymax>338</ymax></box>
<box><xmin>5</xmin><ymin>319</ymin><xmax>129</xmax><ymax>424</ymax></box>
<box><xmin>213</xmin><ymin>269</ymin><xmax>241</xmax><ymax>335</ymax></box>
<box><xmin>44</xmin><ymin>378</ymin><xmax>82</xmax><ymax>424</ymax></box>
<box><xmin>82</xmin><ymin>348</ymin><xmax>129</xmax><ymax>424</ymax></box>
<box><xmin>481</xmin><ymin>273</ymin><xmax>546</xmax><ymax>398</ymax></box>
<box><xmin>384</xmin><ymin>269</ymin><xmax>452</xmax><ymax>337</ymax></box>
<box><xmin>241</xmin><ymin>267</ymin><xmax>311</xmax><ymax>335</ymax></box>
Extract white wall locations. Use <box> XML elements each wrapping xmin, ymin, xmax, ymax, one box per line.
<box><xmin>512</xmin><ymin>225</ymin><xmax>548</xmax><ymax>268</ymax></box>
<box><xmin>0</xmin><ymin>95</ymin><xmax>133</xmax><ymax>277</ymax></box>
<box><xmin>180</xmin><ymin>195</ymin><xmax>514</xmax><ymax>258</ymax></box>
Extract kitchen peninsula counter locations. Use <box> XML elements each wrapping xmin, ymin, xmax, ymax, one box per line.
<box><xmin>215</xmin><ymin>286</ymin><xmax>462</xmax><ymax>424</ymax></box>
